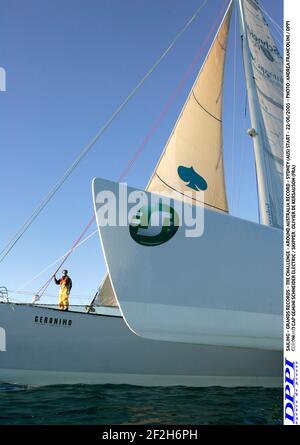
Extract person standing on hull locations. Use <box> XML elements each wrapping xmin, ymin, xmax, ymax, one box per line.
<box><xmin>54</xmin><ymin>270</ymin><xmax>72</xmax><ymax>311</ymax></box>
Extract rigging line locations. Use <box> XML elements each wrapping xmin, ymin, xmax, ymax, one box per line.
<box><xmin>35</xmin><ymin>214</ymin><xmax>95</xmax><ymax>298</ymax></box>
<box><xmin>230</xmin><ymin>4</ymin><xmax>238</xmax><ymax>214</ymax></box>
<box><xmin>16</xmin><ymin>229</ymin><xmax>98</xmax><ymax>292</ymax></box>
<box><xmin>0</xmin><ymin>0</ymin><xmax>210</xmax><ymax>266</ymax></box>
<box><xmin>8</xmin><ymin>289</ymin><xmax>92</xmax><ymax>300</ymax></box>
<box><xmin>89</xmin><ymin>1</ymin><xmax>232</xmax><ymax>303</ymax></box>
<box><xmin>89</xmin><ymin>274</ymin><xmax>107</xmax><ymax>308</ymax></box>
<box><xmin>30</xmin><ymin>0</ymin><xmax>230</xmax><ymax>301</ymax></box>
<box><xmin>118</xmin><ymin>0</ymin><xmax>231</xmax><ymax>182</ymax></box>
<box><xmin>269</xmin><ymin>31</ymin><xmax>283</xmax><ymax>53</ymax></box>
<box><xmin>259</xmin><ymin>3</ymin><xmax>283</xmax><ymax>48</ymax></box>
<box><xmin>259</xmin><ymin>2</ymin><xmax>283</xmax><ymax>35</ymax></box>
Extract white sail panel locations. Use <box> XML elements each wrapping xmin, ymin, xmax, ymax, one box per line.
<box><xmin>97</xmin><ymin>5</ymin><xmax>233</xmax><ymax>307</ymax></box>
<box><xmin>96</xmin><ymin>274</ymin><xmax>116</xmax><ymax>307</ymax></box>
<box><xmin>147</xmin><ymin>4</ymin><xmax>233</xmax><ymax>213</ymax></box>
<box><xmin>241</xmin><ymin>0</ymin><xmax>283</xmax><ymax>228</ymax></box>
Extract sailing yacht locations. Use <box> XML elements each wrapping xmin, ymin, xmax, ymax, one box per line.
<box><xmin>0</xmin><ymin>0</ymin><xmax>283</xmax><ymax>387</ymax></box>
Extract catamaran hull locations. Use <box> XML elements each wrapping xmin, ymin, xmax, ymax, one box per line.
<box><xmin>93</xmin><ymin>178</ymin><xmax>283</xmax><ymax>350</ymax></box>
<box><xmin>0</xmin><ymin>303</ymin><xmax>281</xmax><ymax>387</ymax></box>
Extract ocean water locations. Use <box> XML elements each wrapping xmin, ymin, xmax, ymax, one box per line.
<box><xmin>0</xmin><ymin>384</ymin><xmax>282</xmax><ymax>425</ymax></box>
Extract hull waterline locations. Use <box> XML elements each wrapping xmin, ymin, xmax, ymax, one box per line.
<box><xmin>0</xmin><ymin>303</ymin><xmax>282</xmax><ymax>387</ymax></box>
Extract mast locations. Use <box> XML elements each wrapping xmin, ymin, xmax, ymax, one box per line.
<box><xmin>237</xmin><ymin>0</ymin><xmax>273</xmax><ymax>226</ymax></box>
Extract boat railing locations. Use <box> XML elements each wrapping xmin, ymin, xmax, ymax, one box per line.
<box><xmin>0</xmin><ymin>286</ymin><xmax>9</xmax><ymax>302</ymax></box>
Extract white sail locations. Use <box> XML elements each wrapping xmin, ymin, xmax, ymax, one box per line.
<box><xmin>239</xmin><ymin>0</ymin><xmax>283</xmax><ymax>228</ymax></box>
<box><xmin>97</xmin><ymin>4</ymin><xmax>233</xmax><ymax>306</ymax></box>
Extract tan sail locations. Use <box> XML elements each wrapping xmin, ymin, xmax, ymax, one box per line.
<box><xmin>147</xmin><ymin>3</ymin><xmax>232</xmax><ymax>213</ymax></box>
<box><xmin>98</xmin><ymin>4</ymin><xmax>233</xmax><ymax>306</ymax></box>
<box><xmin>96</xmin><ymin>274</ymin><xmax>116</xmax><ymax>307</ymax></box>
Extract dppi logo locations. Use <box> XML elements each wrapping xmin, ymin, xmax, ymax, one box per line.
<box><xmin>0</xmin><ymin>327</ymin><xmax>6</xmax><ymax>351</ymax></box>
<box><xmin>177</xmin><ymin>166</ymin><xmax>207</xmax><ymax>191</ymax></box>
<box><xmin>285</xmin><ymin>358</ymin><xmax>297</xmax><ymax>424</ymax></box>
<box><xmin>129</xmin><ymin>203</ymin><xmax>179</xmax><ymax>247</ymax></box>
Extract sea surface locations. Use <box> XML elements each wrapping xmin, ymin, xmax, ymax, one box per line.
<box><xmin>0</xmin><ymin>384</ymin><xmax>282</xmax><ymax>425</ymax></box>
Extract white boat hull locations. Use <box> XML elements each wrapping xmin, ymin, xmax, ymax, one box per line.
<box><xmin>93</xmin><ymin>178</ymin><xmax>283</xmax><ymax>351</ymax></box>
<box><xmin>0</xmin><ymin>303</ymin><xmax>281</xmax><ymax>387</ymax></box>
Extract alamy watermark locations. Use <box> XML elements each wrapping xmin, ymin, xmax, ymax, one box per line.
<box><xmin>95</xmin><ymin>183</ymin><xmax>205</xmax><ymax>238</ymax></box>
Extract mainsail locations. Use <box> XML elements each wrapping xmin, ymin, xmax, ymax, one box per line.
<box><xmin>97</xmin><ymin>3</ymin><xmax>233</xmax><ymax>306</ymax></box>
<box><xmin>239</xmin><ymin>0</ymin><xmax>283</xmax><ymax>228</ymax></box>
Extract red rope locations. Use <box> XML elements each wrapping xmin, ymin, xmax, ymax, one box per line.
<box><xmin>35</xmin><ymin>215</ymin><xmax>95</xmax><ymax>297</ymax></box>
<box><xmin>35</xmin><ymin>0</ymin><xmax>229</xmax><ymax>298</ymax></box>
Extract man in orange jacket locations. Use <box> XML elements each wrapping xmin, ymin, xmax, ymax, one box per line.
<box><xmin>54</xmin><ymin>270</ymin><xmax>72</xmax><ymax>311</ymax></box>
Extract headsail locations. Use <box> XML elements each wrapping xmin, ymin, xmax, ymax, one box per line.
<box><xmin>147</xmin><ymin>2</ymin><xmax>233</xmax><ymax>213</ymax></box>
<box><xmin>239</xmin><ymin>0</ymin><xmax>283</xmax><ymax>228</ymax></box>
<box><xmin>97</xmin><ymin>3</ymin><xmax>233</xmax><ymax>307</ymax></box>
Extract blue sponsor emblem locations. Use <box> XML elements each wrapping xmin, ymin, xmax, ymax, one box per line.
<box><xmin>177</xmin><ymin>166</ymin><xmax>207</xmax><ymax>191</ymax></box>
<box><xmin>260</xmin><ymin>45</ymin><xmax>274</xmax><ymax>62</ymax></box>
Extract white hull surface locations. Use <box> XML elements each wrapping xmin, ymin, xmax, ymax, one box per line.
<box><xmin>0</xmin><ymin>303</ymin><xmax>282</xmax><ymax>387</ymax></box>
<box><xmin>93</xmin><ymin>178</ymin><xmax>283</xmax><ymax>351</ymax></box>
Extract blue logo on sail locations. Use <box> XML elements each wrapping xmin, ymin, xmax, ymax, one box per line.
<box><xmin>177</xmin><ymin>166</ymin><xmax>207</xmax><ymax>191</ymax></box>
<box><xmin>260</xmin><ymin>45</ymin><xmax>274</xmax><ymax>62</ymax></box>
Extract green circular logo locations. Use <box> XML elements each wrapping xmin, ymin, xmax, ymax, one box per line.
<box><xmin>129</xmin><ymin>203</ymin><xmax>179</xmax><ymax>247</ymax></box>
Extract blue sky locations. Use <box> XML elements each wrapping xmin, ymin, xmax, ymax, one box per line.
<box><xmin>0</xmin><ymin>0</ymin><xmax>283</xmax><ymax>303</ymax></box>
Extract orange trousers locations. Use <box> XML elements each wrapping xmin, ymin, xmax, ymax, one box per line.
<box><xmin>59</xmin><ymin>286</ymin><xmax>69</xmax><ymax>310</ymax></box>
